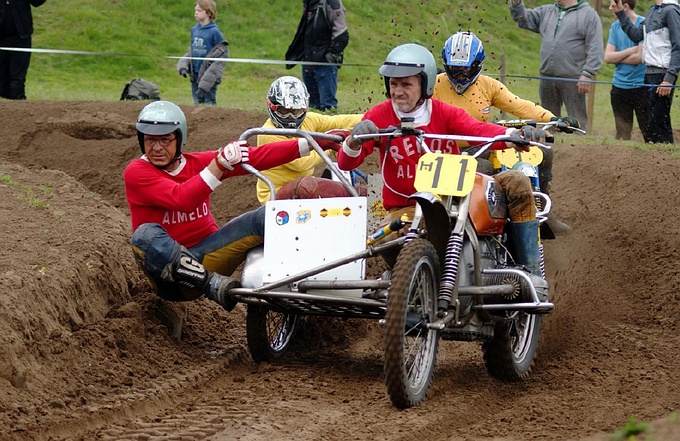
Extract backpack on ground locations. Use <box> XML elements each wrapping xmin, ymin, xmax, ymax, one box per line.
<box><xmin>120</xmin><ymin>78</ymin><xmax>160</xmax><ymax>101</ymax></box>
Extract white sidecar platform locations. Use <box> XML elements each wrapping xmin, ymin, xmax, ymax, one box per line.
<box><xmin>263</xmin><ymin>197</ymin><xmax>367</xmax><ymax>289</ymax></box>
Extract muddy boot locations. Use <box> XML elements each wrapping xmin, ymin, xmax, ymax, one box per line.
<box><xmin>206</xmin><ymin>274</ymin><xmax>240</xmax><ymax>312</ymax></box>
<box><xmin>546</xmin><ymin>211</ymin><xmax>572</xmax><ymax>236</ymax></box>
<box><xmin>164</xmin><ymin>245</ymin><xmax>240</xmax><ymax>311</ymax></box>
<box><xmin>507</xmin><ymin>220</ymin><xmax>549</xmax><ymax>301</ymax></box>
<box><xmin>508</xmin><ymin>220</ymin><xmax>542</xmax><ymax>276</ymax></box>
<box><xmin>541</xmin><ymin>179</ymin><xmax>571</xmax><ymax>236</ymax></box>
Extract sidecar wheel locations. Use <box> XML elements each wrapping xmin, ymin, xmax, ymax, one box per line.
<box><xmin>482</xmin><ymin>312</ymin><xmax>542</xmax><ymax>381</ymax></box>
<box><xmin>246</xmin><ymin>305</ymin><xmax>300</xmax><ymax>363</ymax></box>
<box><xmin>384</xmin><ymin>239</ymin><xmax>440</xmax><ymax>409</ymax></box>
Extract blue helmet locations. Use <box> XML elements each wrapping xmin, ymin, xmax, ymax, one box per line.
<box><xmin>441</xmin><ymin>32</ymin><xmax>485</xmax><ymax>95</ymax></box>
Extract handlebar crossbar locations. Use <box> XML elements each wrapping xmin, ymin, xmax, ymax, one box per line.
<box><xmin>237</xmin><ymin>128</ymin><xmax>356</xmax><ymax>199</ymax></box>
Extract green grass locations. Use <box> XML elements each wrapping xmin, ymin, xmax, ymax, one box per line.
<box><xmin>20</xmin><ymin>0</ymin><xmax>679</xmax><ymax>137</ymax></box>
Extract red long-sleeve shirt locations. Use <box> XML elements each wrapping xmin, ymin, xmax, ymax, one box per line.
<box><xmin>337</xmin><ymin>99</ymin><xmax>510</xmax><ymax>210</ymax></box>
<box><xmin>124</xmin><ymin>140</ymin><xmax>306</xmax><ymax>247</ymax></box>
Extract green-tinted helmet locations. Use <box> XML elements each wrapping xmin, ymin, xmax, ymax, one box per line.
<box><xmin>136</xmin><ymin>101</ymin><xmax>187</xmax><ymax>158</ymax></box>
<box><xmin>379</xmin><ymin>43</ymin><xmax>437</xmax><ymax>100</ymax></box>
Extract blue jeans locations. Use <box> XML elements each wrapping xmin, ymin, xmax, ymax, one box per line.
<box><xmin>302</xmin><ymin>65</ymin><xmax>338</xmax><ymax>111</ymax></box>
<box><xmin>131</xmin><ymin>206</ymin><xmax>265</xmax><ymax>288</ymax></box>
<box><xmin>191</xmin><ymin>81</ymin><xmax>217</xmax><ymax>106</ymax></box>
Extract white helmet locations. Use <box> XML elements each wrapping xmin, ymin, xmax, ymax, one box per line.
<box><xmin>266</xmin><ymin>76</ymin><xmax>310</xmax><ymax>128</ymax></box>
<box><xmin>379</xmin><ymin>43</ymin><xmax>437</xmax><ymax>100</ymax></box>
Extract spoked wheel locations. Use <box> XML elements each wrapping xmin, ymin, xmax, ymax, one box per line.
<box><xmin>384</xmin><ymin>238</ymin><xmax>440</xmax><ymax>408</ymax></box>
<box><xmin>246</xmin><ymin>304</ymin><xmax>300</xmax><ymax>363</ymax></box>
<box><xmin>483</xmin><ymin>311</ymin><xmax>542</xmax><ymax>381</ymax></box>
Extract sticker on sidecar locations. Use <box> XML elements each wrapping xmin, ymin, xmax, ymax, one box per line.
<box><xmin>319</xmin><ymin>207</ymin><xmax>352</xmax><ymax>217</ymax></box>
<box><xmin>275</xmin><ymin>211</ymin><xmax>290</xmax><ymax>225</ymax></box>
<box><xmin>296</xmin><ymin>210</ymin><xmax>311</xmax><ymax>224</ymax></box>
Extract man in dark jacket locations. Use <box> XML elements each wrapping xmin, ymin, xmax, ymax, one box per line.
<box><xmin>285</xmin><ymin>0</ymin><xmax>349</xmax><ymax>111</ymax></box>
<box><xmin>0</xmin><ymin>0</ymin><xmax>46</xmax><ymax>100</ymax></box>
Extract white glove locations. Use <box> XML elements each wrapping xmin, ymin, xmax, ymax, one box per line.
<box><xmin>216</xmin><ymin>140</ymin><xmax>249</xmax><ymax>171</ymax></box>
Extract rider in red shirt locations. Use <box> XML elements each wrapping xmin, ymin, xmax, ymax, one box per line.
<box><xmin>124</xmin><ymin>100</ymin><xmax>342</xmax><ymax>311</ymax></box>
<box><xmin>337</xmin><ymin>43</ymin><xmax>546</xmax><ymax>281</ymax></box>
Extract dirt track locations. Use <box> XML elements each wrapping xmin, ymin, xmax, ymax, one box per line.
<box><xmin>0</xmin><ymin>101</ymin><xmax>679</xmax><ymax>441</ymax></box>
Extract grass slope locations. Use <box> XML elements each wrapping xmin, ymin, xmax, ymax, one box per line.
<box><xmin>19</xmin><ymin>0</ymin><xmax>678</xmax><ymax>137</ymax></box>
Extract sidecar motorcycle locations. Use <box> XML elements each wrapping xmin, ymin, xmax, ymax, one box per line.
<box><xmin>226</xmin><ymin>123</ymin><xmax>558</xmax><ymax>409</ymax></box>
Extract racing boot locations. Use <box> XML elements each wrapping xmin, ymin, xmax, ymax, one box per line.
<box><xmin>541</xmin><ymin>180</ymin><xmax>571</xmax><ymax>236</ymax></box>
<box><xmin>507</xmin><ymin>220</ymin><xmax>548</xmax><ymax>301</ymax></box>
<box><xmin>164</xmin><ymin>245</ymin><xmax>240</xmax><ymax>311</ymax></box>
<box><xmin>205</xmin><ymin>273</ymin><xmax>240</xmax><ymax>312</ymax></box>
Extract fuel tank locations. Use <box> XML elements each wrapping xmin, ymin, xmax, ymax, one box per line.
<box><xmin>469</xmin><ymin>173</ymin><xmax>507</xmax><ymax>236</ymax></box>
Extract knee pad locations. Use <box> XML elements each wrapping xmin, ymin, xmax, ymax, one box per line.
<box><xmin>161</xmin><ymin>245</ymin><xmax>210</xmax><ymax>292</ymax></box>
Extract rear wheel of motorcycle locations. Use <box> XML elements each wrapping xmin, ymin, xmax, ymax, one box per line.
<box><xmin>384</xmin><ymin>239</ymin><xmax>440</xmax><ymax>408</ymax></box>
<box><xmin>246</xmin><ymin>305</ymin><xmax>300</xmax><ymax>363</ymax></box>
<box><xmin>482</xmin><ymin>312</ymin><xmax>542</xmax><ymax>381</ymax></box>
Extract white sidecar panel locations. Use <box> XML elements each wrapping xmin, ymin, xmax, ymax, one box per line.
<box><xmin>263</xmin><ymin>197</ymin><xmax>367</xmax><ymax>290</ymax></box>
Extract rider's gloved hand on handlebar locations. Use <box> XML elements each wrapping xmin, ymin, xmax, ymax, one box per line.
<box><xmin>323</xmin><ymin>129</ymin><xmax>351</xmax><ymax>148</ymax></box>
<box><xmin>215</xmin><ymin>140</ymin><xmax>249</xmax><ymax>172</ymax></box>
<box><xmin>347</xmin><ymin>120</ymin><xmax>379</xmax><ymax>151</ymax></box>
<box><xmin>316</xmin><ymin>138</ymin><xmax>344</xmax><ymax>152</ymax></box>
<box><xmin>550</xmin><ymin>115</ymin><xmax>581</xmax><ymax>129</ymax></box>
<box><xmin>511</xmin><ymin>125</ymin><xmax>546</xmax><ymax>152</ymax></box>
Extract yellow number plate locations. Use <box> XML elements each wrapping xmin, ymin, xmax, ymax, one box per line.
<box><xmin>414</xmin><ymin>153</ymin><xmax>477</xmax><ymax>196</ymax></box>
<box><xmin>493</xmin><ymin>146</ymin><xmax>544</xmax><ymax>168</ymax></box>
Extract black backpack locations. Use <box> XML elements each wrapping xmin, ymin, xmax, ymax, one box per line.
<box><xmin>120</xmin><ymin>78</ymin><xmax>161</xmax><ymax>101</ymax></box>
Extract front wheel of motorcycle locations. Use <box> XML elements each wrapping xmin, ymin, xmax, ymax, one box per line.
<box><xmin>246</xmin><ymin>305</ymin><xmax>300</xmax><ymax>363</ymax></box>
<box><xmin>384</xmin><ymin>238</ymin><xmax>440</xmax><ymax>409</ymax></box>
<box><xmin>482</xmin><ymin>312</ymin><xmax>542</xmax><ymax>381</ymax></box>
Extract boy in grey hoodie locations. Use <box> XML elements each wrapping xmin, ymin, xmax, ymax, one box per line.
<box><xmin>509</xmin><ymin>0</ymin><xmax>604</xmax><ymax>130</ymax></box>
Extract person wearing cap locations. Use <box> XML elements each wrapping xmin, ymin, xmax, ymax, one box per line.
<box><xmin>123</xmin><ymin>100</ymin><xmax>344</xmax><ymax>311</ymax></box>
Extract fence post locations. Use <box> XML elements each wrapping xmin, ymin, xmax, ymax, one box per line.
<box><xmin>587</xmin><ymin>75</ymin><xmax>596</xmax><ymax>134</ymax></box>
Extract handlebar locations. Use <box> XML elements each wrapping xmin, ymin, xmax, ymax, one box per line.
<box><xmin>494</xmin><ymin>118</ymin><xmax>587</xmax><ymax>135</ymax></box>
<box><xmin>353</xmin><ymin>124</ymin><xmax>551</xmax><ymax>158</ymax></box>
<box><xmin>238</xmin><ymin>128</ymin><xmax>357</xmax><ymax>200</ymax></box>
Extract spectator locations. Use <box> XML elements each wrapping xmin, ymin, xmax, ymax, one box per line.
<box><xmin>124</xmin><ymin>101</ymin><xmax>341</xmax><ymax>310</ymax></box>
<box><xmin>611</xmin><ymin>0</ymin><xmax>680</xmax><ymax>144</ymax></box>
<box><xmin>336</xmin><ymin>43</ymin><xmax>548</xmax><ymax>283</ymax></box>
<box><xmin>606</xmin><ymin>0</ymin><xmax>651</xmax><ymax>142</ymax></box>
<box><xmin>285</xmin><ymin>0</ymin><xmax>349</xmax><ymax>111</ymax></box>
<box><xmin>255</xmin><ymin>75</ymin><xmax>364</xmax><ymax>203</ymax></box>
<box><xmin>176</xmin><ymin>0</ymin><xmax>228</xmax><ymax>106</ymax></box>
<box><xmin>434</xmin><ymin>31</ymin><xmax>580</xmax><ymax>236</ymax></box>
<box><xmin>0</xmin><ymin>0</ymin><xmax>46</xmax><ymax>100</ymax></box>
<box><xmin>509</xmin><ymin>0</ymin><xmax>604</xmax><ymax>130</ymax></box>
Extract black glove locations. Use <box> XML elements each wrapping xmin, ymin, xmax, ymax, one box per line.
<box><xmin>179</xmin><ymin>68</ymin><xmax>188</xmax><ymax>78</ymax></box>
<box><xmin>512</xmin><ymin>125</ymin><xmax>546</xmax><ymax>151</ymax></box>
<box><xmin>196</xmin><ymin>88</ymin><xmax>206</xmax><ymax>101</ymax></box>
<box><xmin>325</xmin><ymin>52</ymin><xmax>342</xmax><ymax>65</ymax></box>
<box><xmin>550</xmin><ymin>116</ymin><xmax>581</xmax><ymax>129</ymax></box>
<box><xmin>348</xmin><ymin>120</ymin><xmax>379</xmax><ymax>151</ymax></box>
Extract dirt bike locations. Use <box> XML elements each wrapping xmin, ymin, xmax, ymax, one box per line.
<box><xmin>225</xmin><ymin>124</ymin><xmax>555</xmax><ymax>409</ymax></box>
